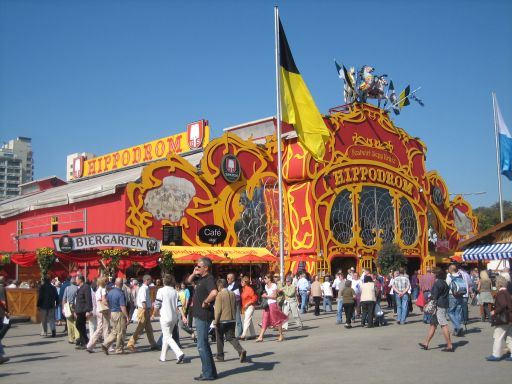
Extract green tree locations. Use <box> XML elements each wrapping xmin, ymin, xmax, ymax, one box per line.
<box><xmin>473</xmin><ymin>200</ymin><xmax>512</xmax><ymax>232</ymax></box>
<box><xmin>377</xmin><ymin>243</ymin><xmax>407</xmax><ymax>275</ymax></box>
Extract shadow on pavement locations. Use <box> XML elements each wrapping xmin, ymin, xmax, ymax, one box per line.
<box><xmin>277</xmin><ymin>334</ymin><xmax>308</xmax><ymax>342</ymax></box>
<box><xmin>9</xmin><ymin>355</ymin><xmax>66</xmax><ymax>364</ymax></box>
<box><xmin>217</xmin><ymin>360</ymin><xmax>280</xmax><ymax>378</ymax></box>
<box><xmin>452</xmin><ymin>340</ymin><xmax>469</xmax><ymax>350</ymax></box>
<box><xmin>6</xmin><ymin>340</ymin><xmax>60</xmax><ymax>348</ymax></box>
<box><xmin>464</xmin><ymin>327</ymin><xmax>482</xmax><ymax>334</ymax></box>
<box><xmin>9</xmin><ymin>355</ymin><xmax>67</xmax><ymax>364</ymax></box>
<box><xmin>5</xmin><ymin>352</ymin><xmax>49</xmax><ymax>359</ymax></box>
<box><xmin>0</xmin><ymin>372</ymin><xmax>30</xmax><ymax>378</ymax></box>
<box><xmin>245</xmin><ymin>351</ymin><xmax>274</xmax><ymax>359</ymax></box>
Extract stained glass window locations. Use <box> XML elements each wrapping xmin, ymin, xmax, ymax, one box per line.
<box><xmin>235</xmin><ymin>187</ymin><xmax>269</xmax><ymax>248</ymax></box>
<box><xmin>358</xmin><ymin>187</ymin><xmax>395</xmax><ymax>246</ymax></box>
<box><xmin>330</xmin><ymin>190</ymin><xmax>353</xmax><ymax>244</ymax></box>
<box><xmin>400</xmin><ymin>197</ymin><xmax>417</xmax><ymax>245</ymax></box>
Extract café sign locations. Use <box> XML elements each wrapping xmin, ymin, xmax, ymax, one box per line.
<box><xmin>198</xmin><ymin>225</ymin><xmax>227</xmax><ymax>245</ymax></box>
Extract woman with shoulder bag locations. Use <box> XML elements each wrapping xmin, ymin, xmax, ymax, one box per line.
<box><xmin>255</xmin><ymin>274</ymin><xmax>288</xmax><ymax>342</ymax></box>
<box><xmin>486</xmin><ymin>276</ymin><xmax>512</xmax><ymax>361</ymax></box>
<box><xmin>419</xmin><ymin>268</ymin><xmax>453</xmax><ymax>352</ymax></box>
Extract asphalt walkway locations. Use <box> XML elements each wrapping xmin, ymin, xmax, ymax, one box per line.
<box><xmin>0</xmin><ymin>305</ymin><xmax>509</xmax><ymax>383</ymax></box>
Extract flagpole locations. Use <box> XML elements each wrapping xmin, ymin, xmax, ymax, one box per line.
<box><xmin>274</xmin><ymin>6</ymin><xmax>285</xmax><ymax>284</ymax></box>
<box><xmin>492</xmin><ymin>92</ymin><xmax>505</xmax><ymax>223</ymax></box>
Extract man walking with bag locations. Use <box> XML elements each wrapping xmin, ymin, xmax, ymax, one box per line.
<box><xmin>214</xmin><ymin>278</ymin><xmax>247</xmax><ymax>363</ymax></box>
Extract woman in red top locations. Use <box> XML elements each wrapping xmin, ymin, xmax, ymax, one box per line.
<box><xmin>240</xmin><ymin>277</ymin><xmax>258</xmax><ymax>340</ymax></box>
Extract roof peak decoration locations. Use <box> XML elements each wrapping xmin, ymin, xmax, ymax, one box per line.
<box><xmin>335</xmin><ymin>60</ymin><xmax>424</xmax><ymax>115</ymax></box>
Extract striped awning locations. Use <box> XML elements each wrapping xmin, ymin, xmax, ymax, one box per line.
<box><xmin>462</xmin><ymin>243</ymin><xmax>512</xmax><ymax>261</ymax></box>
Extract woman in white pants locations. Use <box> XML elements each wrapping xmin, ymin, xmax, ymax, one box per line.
<box><xmin>281</xmin><ymin>277</ymin><xmax>303</xmax><ymax>330</ymax></box>
<box><xmin>240</xmin><ymin>277</ymin><xmax>258</xmax><ymax>340</ymax></box>
<box><xmin>153</xmin><ymin>274</ymin><xmax>185</xmax><ymax>364</ymax></box>
<box><xmin>86</xmin><ymin>277</ymin><xmax>110</xmax><ymax>352</ymax></box>
<box><xmin>486</xmin><ymin>276</ymin><xmax>512</xmax><ymax>361</ymax></box>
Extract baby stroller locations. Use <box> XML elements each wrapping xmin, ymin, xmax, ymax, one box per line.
<box><xmin>373</xmin><ymin>302</ymin><xmax>387</xmax><ymax>326</ymax></box>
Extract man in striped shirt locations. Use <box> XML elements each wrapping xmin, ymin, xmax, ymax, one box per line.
<box><xmin>392</xmin><ymin>268</ymin><xmax>411</xmax><ymax>325</ymax></box>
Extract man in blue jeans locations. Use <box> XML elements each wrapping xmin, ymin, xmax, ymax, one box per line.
<box><xmin>188</xmin><ymin>257</ymin><xmax>218</xmax><ymax>381</ymax></box>
<box><xmin>446</xmin><ymin>264</ymin><xmax>467</xmax><ymax>337</ymax></box>
<box><xmin>392</xmin><ymin>268</ymin><xmax>411</xmax><ymax>325</ymax></box>
<box><xmin>296</xmin><ymin>273</ymin><xmax>310</xmax><ymax>314</ymax></box>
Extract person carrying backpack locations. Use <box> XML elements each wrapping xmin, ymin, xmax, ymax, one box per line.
<box><xmin>446</xmin><ymin>264</ymin><xmax>468</xmax><ymax>337</ymax></box>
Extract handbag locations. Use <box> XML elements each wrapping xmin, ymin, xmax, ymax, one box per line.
<box><xmin>260</xmin><ymin>297</ymin><xmax>269</xmax><ymax>310</ymax></box>
<box><xmin>219</xmin><ymin>320</ymin><xmax>236</xmax><ymax>333</ymax></box>
<box><xmin>63</xmin><ymin>302</ymin><xmax>73</xmax><ymax>318</ymax></box>
<box><xmin>490</xmin><ymin>312</ymin><xmax>508</xmax><ymax>327</ymax></box>
<box><xmin>416</xmin><ymin>291</ymin><xmax>426</xmax><ymax>308</ymax></box>
<box><xmin>423</xmin><ymin>299</ymin><xmax>437</xmax><ymax>315</ymax></box>
<box><xmin>98</xmin><ymin>298</ymin><xmax>109</xmax><ymax>313</ymax></box>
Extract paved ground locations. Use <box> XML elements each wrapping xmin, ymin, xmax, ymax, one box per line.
<box><xmin>0</xmin><ymin>305</ymin><xmax>510</xmax><ymax>383</ymax></box>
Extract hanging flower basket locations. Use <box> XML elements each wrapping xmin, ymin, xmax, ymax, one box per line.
<box><xmin>0</xmin><ymin>254</ymin><xmax>10</xmax><ymax>265</ymax></box>
<box><xmin>159</xmin><ymin>250</ymin><xmax>174</xmax><ymax>275</ymax></box>
<box><xmin>36</xmin><ymin>247</ymin><xmax>56</xmax><ymax>279</ymax></box>
<box><xmin>98</xmin><ymin>249</ymin><xmax>128</xmax><ymax>277</ymax></box>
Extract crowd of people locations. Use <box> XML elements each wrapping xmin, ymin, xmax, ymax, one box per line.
<box><xmin>0</xmin><ymin>260</ymin><xmax>511</xmax><ymax>374</ymax></box>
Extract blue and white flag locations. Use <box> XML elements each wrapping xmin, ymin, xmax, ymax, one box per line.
<box><xmin>497</xmin><ymin>96</ymin><xmax>512</xmax><ymax>180</ymax></box>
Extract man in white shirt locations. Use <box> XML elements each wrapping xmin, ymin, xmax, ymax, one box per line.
<box><xmin>333</xmin><ymin>273</ymin><xmax>346</xmax><ymax>324</ymax></box>
<box><xmin>351</xmin><ymin>272</ymin><xmax>362</xmax><ymax>318</ymax></box>
<box><xmin>127</xmin><ymin>275</ymin><xmax>158</xmax><ymax>352</ymax></box>
<box><xmin>321</xmin><ymin>276</ymin><xmax>333</xmax><ymax>312</ymax></box>
<box><xmin>332</xmin><ymin>271</ymin><xmax>343</xmax><ymax>292</ymax></box>
<box><xmin>296</xmin><ymin>273</ymin><xmax>310</xmax><ymax>314</ymax></box>
<box><xmin>347</xmin><ymin>267</ymin><xmax>355</xmax><ymax>281</ymax></box>
<box><xmin>153</xmin><ymin>274</ymin><xmax>185</xmax><ymax>363</ymax></box>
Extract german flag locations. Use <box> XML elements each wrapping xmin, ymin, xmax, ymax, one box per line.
<box><xmin>279</xmin><ymin>19</ymin><xmax>329</xmax><ymax>161</ymax></box>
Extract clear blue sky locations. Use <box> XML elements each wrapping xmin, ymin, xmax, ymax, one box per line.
<box><xmin>1</xmin><ymin>0</ymin><xmax>511</xmax><ymax>208</ymax></box>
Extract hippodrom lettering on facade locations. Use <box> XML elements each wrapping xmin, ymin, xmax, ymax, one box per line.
<box><xmin>332</xmin><ymin>166</ymin><xmax>414</xmax><ymax>196</ymax></box>
<box><xmin>85</xmin><ymin>136</ymin><xmax>184</xmax><ymax>177</ymax></box>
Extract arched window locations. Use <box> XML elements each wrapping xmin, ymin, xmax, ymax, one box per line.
<box><xmin>358</xmin><ymin>187</ymin><xmax>395</xmax><ymax>246</ymax></box>
<box><xmin>399</xmin><ymin>197</ymin><xmax>418</xmax><ymax>246</ymax></box>
<box><xmin>330</xmin><ymin>190</ymin><xmax>353</xmax><ymax>244</ymax></box>
<box><xmin>235</xmin><ymin>188</ymin><xmax>268</xmax><ymax>247</ymax></box>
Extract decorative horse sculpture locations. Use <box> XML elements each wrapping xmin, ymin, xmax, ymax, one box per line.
<box><xmin>357</xmin><ymin>65</ymin><xmax>388</xmax><ymax>106</ymax></box>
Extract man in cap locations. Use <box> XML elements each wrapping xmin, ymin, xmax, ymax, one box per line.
<box><xmin>62</xmin><ymin>277</ymin><xmax>79</xmax><ymax>344</ymax></box>
<box><xmin>127</xmin><ymin>275</ymin><xmax>158</xmax><ymax>352</ymax></box>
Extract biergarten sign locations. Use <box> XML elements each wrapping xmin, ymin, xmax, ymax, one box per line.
<box><xmin>53</xmin><ymin>233</ymin><xmax>161</xmax><ymax>253</ymax></box>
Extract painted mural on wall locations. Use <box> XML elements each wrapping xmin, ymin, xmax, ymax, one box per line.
<box><xmin>143</xmin><ymin>176</ymin><xmax>196</xmax><ymax>222</ymax></box>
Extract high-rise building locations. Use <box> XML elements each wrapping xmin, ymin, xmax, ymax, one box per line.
<box><xmin>0</xmin><ymin>137</ymin><xmax>34</xmax><ymax>200</ymax></box>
